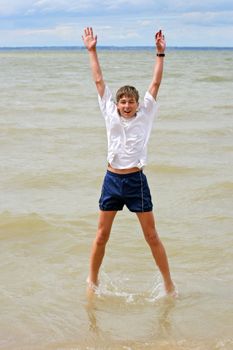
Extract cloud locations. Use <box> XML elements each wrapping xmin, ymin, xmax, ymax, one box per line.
<box><xmin>181</xmin><ymin>11</ymin><xmax>233</xmax><ymax>27</ymax></box>
<box><xmin>29</xmin><ymin>0</ymin><xmax>157</xmax><ymax>14</ymax></box>
<box><xmin>26</xmin><ymin>0</ymin><xmax>233</xmax><ymax>15</ymax></box>
<box><xmin>1</xmin><ymin>0</ymin><xmax>233</xmax><ymax>18</ymax></box>
<box><xmin>0</xmin><ymin>0</ymin><xmax>233</xmax><ymax>46</ymax></box>
<box><xmin>0</xmin><ymin>23</ymin><xmax>80</xmax><ymax>46</ymax></box>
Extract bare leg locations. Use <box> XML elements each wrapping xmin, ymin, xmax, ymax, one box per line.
<box><xmin>88</xmin><ymin>210</ymin><xmax>117</xmax><ymax>289</ymax></box>
<box><xmin>136</xmin><ymin>211</ymin><xmax>175</xmax><ymax>294</ymax></box>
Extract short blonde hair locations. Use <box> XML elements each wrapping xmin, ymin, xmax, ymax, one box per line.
<box><xmin>116</xmin><ymin>85</ymin><xmax>139</xmax><ymax>103</ymax></box>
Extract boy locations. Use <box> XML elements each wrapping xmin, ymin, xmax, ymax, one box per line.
<box><xmin>82</xmin><ymin>27</ymin><xmax>175</xmax><ymax>295</ymax></box>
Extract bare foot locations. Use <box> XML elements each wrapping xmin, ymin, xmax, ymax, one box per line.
<box><xmin>165</xmin><ymin>281</ymin><xmax>178</xmax><ymax>298</ymax></box>
<box><xmin>86</xmin><ymin>277</ymin><xmax>98</xmax><ymax>298</ymax></box>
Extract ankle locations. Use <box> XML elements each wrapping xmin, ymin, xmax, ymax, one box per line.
<box><xmin>86</xmin><ymin>276</ymin><xmax>99</xmax><ymax>289</ymax></box>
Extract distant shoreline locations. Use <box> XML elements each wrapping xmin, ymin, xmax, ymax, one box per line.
<box><xmin>0</xmin><ymin>46</ymin><xmax>233</xmax><ymax>51</ymax></box>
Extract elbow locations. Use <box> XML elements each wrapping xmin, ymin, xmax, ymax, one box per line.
<box><xmin>154</xmin><ymin>80</ymin><xmax>161</xmax><ymax>88</ymax></box>
<box><xmin>95</xmin><ymin>80</ymin><xmax>103</xmax><ymax>91</ymax></box>
<box><xmin>95</xmin><ymin>77</ymin><xmax>102</xmax><ymax>84</ymax></box>
<box><xmin>94</xmin><ymin>76</ymin><xmax>103</xmax><ymax>86</ymax></box>
<box><xmin>93</xmin><ymin>71</ymin><xmax>103</xmax><ymax>85</ymax></box>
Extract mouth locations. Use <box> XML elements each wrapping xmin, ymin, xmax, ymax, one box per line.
<box><xmin>117</xmin><ymin>108</ymin><xmax>134</xmax><ymax>117</ymax></box>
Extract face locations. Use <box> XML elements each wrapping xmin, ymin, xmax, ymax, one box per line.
<box><xmin>117</xmin><ymin>95</ymin><xmax>139</xmax><ymax>118</ymax></box>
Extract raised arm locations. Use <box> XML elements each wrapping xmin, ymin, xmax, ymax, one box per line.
<box><xmin>148</xmin><ymin>30</ymin><xmax>166</xmax><ymax>100</ymax></box>
<box><xmin>82</xmin><ymin>27</ymin><xmax>105</xmax><ymax>97</ymax></box>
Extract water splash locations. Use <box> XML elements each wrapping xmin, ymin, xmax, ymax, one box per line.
<box><xmin>92</xmin><ymin>272</ymin><xmax>137</xmax><ymax>303</ymax></box>
<box><xmin>88</xmin><ymin>272</ymin><xmax>178</xmax><ymax>304</ymax></box>
<box><xmin>147</xmin><ymin>282</ymin><xmax>167</xmax><ymax>302</ymax></box>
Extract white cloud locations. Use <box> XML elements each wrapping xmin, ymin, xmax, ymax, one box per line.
<box><xmin>0</xmin><ymin>0</ymin><xmax>233</xmax><ymax>46</ymax></box>
<box><xmin>0</xmin><ymin>23</ymin><xmax>81</xmax><ymax>46</ymax></box>
<box><xmin>181</xmin><ymin>11</ymin><xmax>233</xmax><ymax>26</ymax></box>
<box><xmin>1</xmin><ymin>0</ymin><xmax>233</xmax><ymax>17</ymax></box>
<box><xmin>28</xmin><ymin>0</ymin><xmax>233</xmax><ymax>14</ymax></box>
<box><xmin>30</xmin><ymin>0</ymin><xmax>155</xmax><ymax>13</ymax></box>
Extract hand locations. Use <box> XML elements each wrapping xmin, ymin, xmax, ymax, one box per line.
<box><xmin>155</xmin><ymin>30</ymin><xmax>166</xmax><ymax>53</ymax></box>
<box><xmin>82</xmin><ymin>27</ymin><xmax>97</xmax><ymax>51</ymax></box>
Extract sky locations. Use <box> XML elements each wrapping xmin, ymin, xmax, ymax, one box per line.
<box><xmin>0</xmin><ymin>0</ymin><xmax>233</xmax><ymax>47</ymax></box>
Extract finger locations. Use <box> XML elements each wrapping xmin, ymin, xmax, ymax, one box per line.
<box><xmin>90</xmin><ymin>27</ymin><xmax>93</xmax><ymax>37</ymax></box>
<box><xmin>155</xmin><ymin>29</ymin><xmax>162</xmax><ymax>40</ymax></box>
<box><xmin>85</xmin><ymin>27</ymin><xmax>90</xmax><ymax>36</ymax></box>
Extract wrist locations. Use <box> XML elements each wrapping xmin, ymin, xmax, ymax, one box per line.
<box><xmin>87</xmin><ymin>47</ymin><xmax>97</xmax><ymax>53</ymax></box>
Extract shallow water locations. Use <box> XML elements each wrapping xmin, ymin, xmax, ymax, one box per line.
<box><xmin>0</xmin><ymin>48</ymin><xmax>233</xmax><ymax>349</ymax></box>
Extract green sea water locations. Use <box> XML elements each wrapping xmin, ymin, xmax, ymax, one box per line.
<box><xmin>0</xmin><ymin>48</ymin><xmax>233</xmax><ymax>349</ymax></box>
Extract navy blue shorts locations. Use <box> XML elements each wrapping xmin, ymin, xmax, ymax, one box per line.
<box><xmin>99</xmin><ymin>170</ymin><xmax>153</xmax><ymax>212</ymax></box>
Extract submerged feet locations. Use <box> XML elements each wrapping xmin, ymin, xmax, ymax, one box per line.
<box><xmin>165</xmin><ymin>280</ymin><xmax>178</xmax><ymax>298</ymax></box>
<box><xmin>86</xmin><ymin>276</ymin><xmax>178</xmax><ymax>300</ymax></box>
<box><xmin>86</xmin><ymin>277</ymin><xmax>99</xmax><ymax>297</ymax></box>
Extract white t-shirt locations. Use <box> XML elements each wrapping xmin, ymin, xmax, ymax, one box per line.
<box><xmin>98</xmin><ymin>85</ymin><xmax>158</xmax><ymax>169</ymax></box>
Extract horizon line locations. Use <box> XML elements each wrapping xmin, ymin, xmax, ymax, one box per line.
<box><xmin>0</xmin><ymin>45</ymin><xmax>233</xmax><ymax>50</ymax></box>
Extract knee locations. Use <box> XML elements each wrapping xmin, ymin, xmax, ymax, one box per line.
<box><xmin>144</xmin><ymin>229</ymin><xmax>160</xmax><ymax>247</ymax></box>
<box><xmin>95</xmin><ymin>227</ymin><xmax>110</xmax><ymax>246</ymax></box>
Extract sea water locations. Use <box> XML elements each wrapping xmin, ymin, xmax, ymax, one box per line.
<box><xmin>0</xmin><ymin>47</ymin><xmax>233</xmax><ymax>349</ymax></box>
